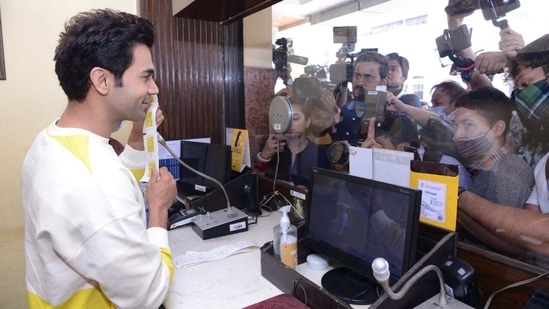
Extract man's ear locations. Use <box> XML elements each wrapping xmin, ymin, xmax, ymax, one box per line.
<box><xmin>492</xmin><ymin>120</ymin><xmax>507</xmax><ymax>138</ymax></box>
<box><xmin>89</xmin><ymin>67</ymin><xmax>109</xmax><ymax>96</ymax></box>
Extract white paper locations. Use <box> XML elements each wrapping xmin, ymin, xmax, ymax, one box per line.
<box><xmin>372</xmin><ymin>148</ymin><xmax>413</xmax><ymax>187</ymax></box>
<box><xmin>349</xmin><ymin>146</ymin><xmax>373</xmax><ymax>179</ymax></box>
<box><xmin>141</xmin><ymin>96</ymin><xmax>159</xmax><ymax>182</ymax></box>
<box><xmin>172</xmin><ymin>240</ymin><xmax>259</xmax><ymax>269</ymax></box>
<box><xmin>418</xmin><ymin>179</ymin><xmax>447</xmax><ymax>223</ymax></box>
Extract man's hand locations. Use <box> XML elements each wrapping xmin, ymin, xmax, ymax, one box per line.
<box><xmin>475</xmin><ymin>51</ymin><xmax>508</xmax><ymax>75</ymax></box>
<box><xmin>146</xmin><ymin>167</ymin><xmax>176</xmax><ymax>228</ymax></box>
<box><xmin>445</xmin><ymin>0</ymin><xmax>478</xmax><ymax>20</ymax></box>
<box><xmin>384</xmin><ymin>92</ymin><xmax>406</xmax><ymax>113</ymax></box>
<box><xmin>128</xmin><ymin>109</ymin><xmax>165</xmax><ymax>150</ymax></box>
<box><xmin>259</xmin><ymin>134</ymin><xmax>286</xmax><ymax>160</ymax></box>
<box><xmin>499</xmin><ymin>27</ymin><xmax>525</xmax><ymax>59</ymax></box>
<box><xmin>360</xmin><ymin>117</ymin><xmax>382</xmax><ymax>149</ymax></box>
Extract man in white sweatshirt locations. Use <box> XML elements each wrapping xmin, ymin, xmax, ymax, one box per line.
<box><xmin>21</xmin><ymin>9</ymin><xmax>176</xmax><ymax>309</ymax></box>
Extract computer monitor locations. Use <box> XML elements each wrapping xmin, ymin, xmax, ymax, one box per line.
<box><xmin>303</xmin><ymin>168</ymin><xmax>422</xmax><ymax>305</ymax></box>
<box><xmin>178</xmin><ymin>141</ymin><xmax>231</xmax><ymax>195</ymax></box>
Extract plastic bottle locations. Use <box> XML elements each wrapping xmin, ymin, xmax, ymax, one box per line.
<box><xmin>273</xmin><ymin>205</ymin><xmax>298</xmax><ymax>268</ymax></box>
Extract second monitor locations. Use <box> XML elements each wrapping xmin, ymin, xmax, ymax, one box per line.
<box><xmin>177</xmin><ymin>140</ymin><xmax>232</xmax><ymax>198</ymax></box>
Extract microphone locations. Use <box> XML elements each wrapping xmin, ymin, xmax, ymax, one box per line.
<box><xmin>157</xmin><ymin>133</ymin><xmax>249</xmax><ymax>240</ymax></box>
<box><xmin>157</xmin><ymin>133</ymin><xmax>231</xmax><ymax>211</ymax></box>
<box><xmin>372</xmin><ymin>257</ymin><xmax>448</xmax><ymax>306</ymax></box>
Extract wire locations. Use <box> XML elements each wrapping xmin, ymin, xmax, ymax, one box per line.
<box><xmin>157</xmin><ymin>133</ymin><xmax>232</xmax><ymax>211</ymax></box>
<box><xmin>292</xmin><ymin>279</ymin><xmax>309</xmax><ymax>309</ymax></box>
<box><xmin>483</xmin><ymin>270</ymin><xmax>549</xmax><ymax>309</ymax></box>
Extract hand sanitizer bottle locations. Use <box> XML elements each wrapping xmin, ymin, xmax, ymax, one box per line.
<box><xmin>273</xmin><ymin>205</ymin><xmax>298</xmax><ymax>268</ymax></box>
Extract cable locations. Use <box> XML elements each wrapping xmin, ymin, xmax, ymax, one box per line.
<box><xmin>157</xmin><ymin>133</ymin><xmax>231</xmax><ymax>211</ymax></box>
<box><xmin>483</xmin><ymin>270</ymin><xmax>549</xmax><ymax>309</ymax></box>
<box><xmin>292</xmin><ymin>279</ymin><xmax>309</xmax><ymax>309</ymax></box>
<box><xmin>372</xmin><ymin>257</ymin><xmax>448</xmax><ymax>306</ymax></box>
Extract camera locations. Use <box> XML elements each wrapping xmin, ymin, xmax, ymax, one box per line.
<box><xmin>272</xmin><ymin>38</ymin><xmax>308</xmax><ymax>71</ymax></box>
<box><xmin>480</xmin><ymin>0</ymin><xmax>521</xmax><ymax>29</ymax></box>
<box><xmin>435</xmin><ymin>24</ymin><xmax>475</xmax><ymax>82</ymax></box>
<box><xmin>436</xmin><ymin>24</ymin><xmax>472</xmax><ymax>58</ymax></box>
<box><xmin>480</xmin><ymin>0</ymin><xmax>520</xmax><ymax>21</ymax></box>
<box><xmin>364</xmin><ymin>89</ymin><xmax>387</xmax><ymax>123</ymax></box>
<box><xmin>292</xmin><ymin>77</ymin><xmax>324</xmax><ymax>99</ymax></box>
<box><xmin>292</xmin><ymin>65</ymin><xmax>332</xmax><ymax>99</ymax></box>
<box><xmin>327</xmin><ymin>141</ymin><xmax>352</xmax><ymax>165</ymax></box>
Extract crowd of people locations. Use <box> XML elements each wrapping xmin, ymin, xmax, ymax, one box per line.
<box><xmin>255</xmin><ymin>0</ymin><xmax>549</xmax><ymax>267</ymax></box>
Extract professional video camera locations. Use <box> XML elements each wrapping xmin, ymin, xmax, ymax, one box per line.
<box><xmin>272</xmin><ymin>37</ymin><xmax>308</xmax><ymax>85</ymax></box>
<box><xmin>291</xmin><ymin>26</ymin><xmax>378</xmax><ymax>99</ymax></box>
<box><xmin>291</xmin><ymin>65</ymin><xmax>331</xmax><ymax>98</ymax></box>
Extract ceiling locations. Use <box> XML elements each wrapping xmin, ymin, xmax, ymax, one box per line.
<box><xmin>271</xmin><ymin>0</ymin><xmax>415</xmax><ymax>30</ymax></box>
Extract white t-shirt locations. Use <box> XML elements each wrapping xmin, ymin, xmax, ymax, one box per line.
<box><xmin>526</xmin><ymin>152</ymin><xmax>549</xmax><ymax>213</ymax></box>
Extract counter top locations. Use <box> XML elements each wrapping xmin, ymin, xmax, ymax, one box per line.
<box><xmin>165</xmin><ymin>212</ymin><xmax>283</xmax><ymax>308</ymax></box>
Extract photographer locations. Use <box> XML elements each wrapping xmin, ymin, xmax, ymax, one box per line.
<box><xmin>385</xmin><ymin>52</ymin><xmax>421</xmax><ymax>108</ymax></box>
<box><xmin>332</xmin><ymin>51</ymin><xmax>390</xmax><ymax>145</ymax></box>
<box><xmin>306</xmin><ymin>90</ymin><xmax>340</xmax><ymax>146</ymax></box>
<box><xmin>255</xmin><ymin>97</ymin><xmax>331</xmax><ymax>189</ymax></box>
<box><xmin>360</xmin><ymin>112</ymin><xmax>420</xmax><ymax>153</ymax></box>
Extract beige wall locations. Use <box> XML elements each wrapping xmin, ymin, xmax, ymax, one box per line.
<box><xmin>243</xmin><ymin>7</ymin><xmax>272</xmax><ymax>68</ymax></box>
<box><xmin>0</xmin><ymin>0</ymin><xmax>137</xmax><ymax>307</ymax></box>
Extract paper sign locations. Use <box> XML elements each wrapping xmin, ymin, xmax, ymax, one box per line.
<box><xmin>230</xmin><ymin>129</ymin><xmax>251</xmax><ymax>172</ymax></box>
<box><xmin>410</xmin><ymin>160</ymin><xmax>459</xmax><ymax>232</ymax></box>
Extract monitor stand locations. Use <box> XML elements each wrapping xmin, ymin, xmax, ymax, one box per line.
<box><xmin>321</xmin><ymin>267</ymin><xmax>381</xmax><ymax>305</ymax></box>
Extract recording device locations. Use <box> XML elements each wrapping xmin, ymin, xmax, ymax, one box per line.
<box><xmin>273</xmin><ymin>37</ymin><xmax>308</xmax><ymax>85</ymax></box>
<box><xmin>290</xmin><ymin>26</ymin><xmax>377</xmax><ymax>98</ymax></box>
<box><xmin>364</xmin><ymin>89</ymin><xmax>387</xmax><ymax>123</ymax></box>
<box><xmin>436</xmin><ymin>24</ymin><xmax>471</xmax><ymax>59</ymax></box>
<box><xmin>435</xmin><ymin>24</ymin><xmax>475</xmax><ymax>82</ymax></box>
<box><xmin>333</xmin><ymin>26</ymin><xmax>357</xmax><ymax>44</ymax></box>
<box><xmin>157</xmin><ymin>134</ymin><xmax>248</xmax><ymax>239</ymax></box>
<box><xmin>292</xmin><ymin>76</ymin><xmax>325</xmax><ymax>99</ymax></box>
<box><xmin>480</xmin><ymin>0</ymin><xmax>520</xmax><ymax>29</ymax></box>
<box><xmin>327</xmin><ymin>141</ymin><xmax>352</xmax><ymax>165</ymax></box>
<box><xmin>372</xmin><ymin>257</ymin><xmax>474</xmax><ymax>308</ymax></box>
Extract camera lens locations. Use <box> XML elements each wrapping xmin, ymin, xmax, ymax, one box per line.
<box><xmin>328</xmin><ymin>142</ymin><xmax>349</xmax><ymax>165</ymax></box>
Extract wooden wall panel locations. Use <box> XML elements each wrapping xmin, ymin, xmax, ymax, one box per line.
<box><xmin>138</xmin><ymin>0</ymin><xmax>244</xmax><ymax>144</ymax></box>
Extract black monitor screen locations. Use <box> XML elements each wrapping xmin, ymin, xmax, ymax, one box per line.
<box><xmin>179</xmin><ymin>141</ymin><xmax>231</xmax><ymax>191</ymax></box>
<box><xmin>303</xmin><ymin>168</ymin><xmax>421</xmax><ymax>305</ymax></box>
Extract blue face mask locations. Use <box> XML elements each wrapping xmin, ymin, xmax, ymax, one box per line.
<box><xmin>515</xmin><ymin>79</ymin><xmax>549</xmax><ymax>134</ymax></box>
<box><xmin>428</xmin><ymin>105</ymin><xmax>450</xmax><ymax>116</ymax></box>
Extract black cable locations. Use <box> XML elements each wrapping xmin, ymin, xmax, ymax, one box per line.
<box><xmin>293</xmin><ymin>279</ymin><xmax>309</xmax><ymax>309</ymax></box>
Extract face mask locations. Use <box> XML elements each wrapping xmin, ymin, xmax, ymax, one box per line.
<box><xmin>428</xmin><ymin>105</ymin><xmax>449</xmax><ymax>116</ymax></box>
<box><xmin>515</xmin><ymin>79</ymin><xmax>549</xmax><ymax>134</ymax></box>
<box><xmin>453</xmin><ymin>129</ymin><xmax>493</xmax><ymax>166</ymax></box>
